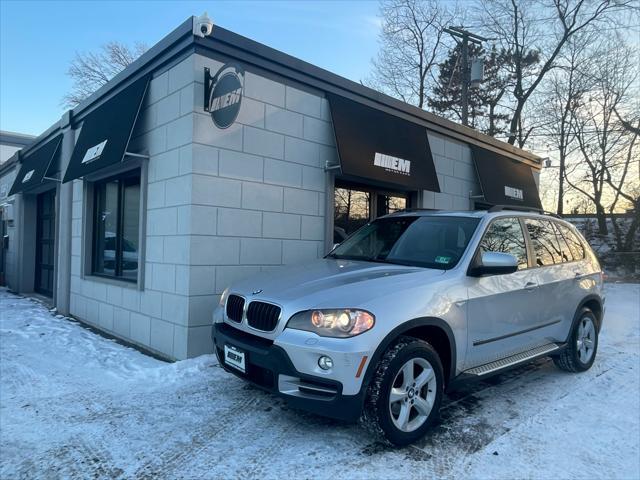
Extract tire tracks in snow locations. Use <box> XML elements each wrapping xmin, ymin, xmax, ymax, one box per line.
<box><xmin>133</xmin><ymin>384</ymin><xmax>270</xmax><ymax>479</ymax></box>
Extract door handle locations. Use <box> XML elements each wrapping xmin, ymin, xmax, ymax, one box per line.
<box><xmin>524</xmin><ymin>282</ymin><xmax>537</xmax><ymax>291</ymax></box>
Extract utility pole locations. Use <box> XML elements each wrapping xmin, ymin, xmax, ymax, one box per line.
<box><xmin>444</xmin><ymin>26</ymin><xmax>488</xmax><ymax>127</ymax></box>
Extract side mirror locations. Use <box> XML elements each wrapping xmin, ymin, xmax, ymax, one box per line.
<box><xmin>469</xmin><ymin>251</ymin><xmax>518</xmax><ymax>277</ymax></box>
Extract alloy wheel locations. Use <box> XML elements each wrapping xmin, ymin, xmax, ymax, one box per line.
<box><xmin>388</xmin><ymin>357</ymin><xmax>437</xmax><ymax>432</ymax></box>
<box><xmin>577</xmin><ymin>316</ymin><xmax>596</xmax><ymax>364</ymax></box>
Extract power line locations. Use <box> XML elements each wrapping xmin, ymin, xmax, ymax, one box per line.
<box><xmin>492</xmin><ymin>128</ymin><xmax>638</xmax><ymax>139</ymax></box>
<box><xmin>461</xmin><ymin>22</ymin><xmax>640</xmax><ymax>33</ymax></box>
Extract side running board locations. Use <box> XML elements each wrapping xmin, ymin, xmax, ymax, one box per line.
<box><xmin>464</xmin><ymin>343</ymin><xmax>561</xmax><ymax>376</ymax></box>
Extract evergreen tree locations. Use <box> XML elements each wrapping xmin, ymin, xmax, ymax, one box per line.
<box><xmin>428</xmin><ymin>43</ymin><xmax>485</xmax><ymax>128</ymax></box>
<box><xmin>427</xmin><ymin>44</ymin><xmax>534</xmax><ymax>138</ymax></box>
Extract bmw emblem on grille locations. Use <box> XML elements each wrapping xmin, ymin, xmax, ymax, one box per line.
<box><xmin>252</xmin><ymin>289</ymin><xmax>263</xmax><ymax>295</ymax></box>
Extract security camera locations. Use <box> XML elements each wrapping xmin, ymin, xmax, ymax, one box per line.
<box><xmin>194</xmin><ymin>12</ymin><xmax>213</xmax><ymax>38</ymax></box>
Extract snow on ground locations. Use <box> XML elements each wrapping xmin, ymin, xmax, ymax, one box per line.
<box><xmin>0</xmin><ymin>284</ymin><xmax>638</xmax><ymax>479</ymax></box>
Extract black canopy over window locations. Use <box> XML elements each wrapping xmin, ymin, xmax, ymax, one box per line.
<box><xmin>327</xmin><ymin>93</ymin><xmax>440</xmax><ymax>192</ymax></box>
<box><xmin>471</xmin><ymin>146</ymin><xmax>542</xmax><ymax>210</ymax></box>
<box><xmin>8</xmin><ymin>134</ymin><xmax>62</xmax><ymax>196</ymax></box>
<box><xmin>63</xmin><ymin>76</ymin><xmax>149</xmax><ymax>183</ymax></box>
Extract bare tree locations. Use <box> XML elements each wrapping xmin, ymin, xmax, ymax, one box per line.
<box><xmin>564</xmin><ymin>39</ymin><xmax>637</xmax><ymax>235</ymax></box>
<box><xmin>62</xmin><ymin>41</ymin><xmax>147</xmax><ymax>108</ymax></box>
<box><xmin>367</xmin><ymin>0</ymin><xmax>455</xmax><ymax>108</ymax></box>
<box><xmin>477</xmin><ymin>0</ymin><xmax>631</xmax><ymax>147</ymax></box>
<box><xmin>614</xmin><ymin>107</ymin><xmax>640</xmax><ymax>136</ymax></box>
<box><xmin>540</xmin><ymin>33</ymin><xmax>592</xmax><ymax>214</ymax></box>
<box><xmin>605</xmin><ymin>120</ymin><xmax>639</xmax><ymax>251</ymax></box>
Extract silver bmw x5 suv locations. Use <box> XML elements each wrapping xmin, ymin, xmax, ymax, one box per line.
<box><xmin>212</xmin><ymin>207</ymin><xmax>604</xmax><ymax>445</ymax></box>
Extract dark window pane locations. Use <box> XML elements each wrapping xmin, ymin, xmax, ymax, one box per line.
<box><xmin>551</xmin><ymin>222</ymin><xmax>573</xmax><ymax>262</ymax></box>
<box><xmin>92</xmin><ymin>172</ymin><xmax>140</xmax><ymax>281</ymax></box>
<box><xmin>94</xmin><ymin>180</ymin><xmax>118</xmax><ymax>276</ymax></box>
<box><xmin>377</xmin><ymin>194</ymin><xmax>407</xmax><ymax>217</ymax></box>
<box><xmin>334</xmin><ymin>187</ymin><xmax>370</xmax><ymax>243</ymax></box>
<box><xmin>557</xmin><ymin>223</ymin><xmax>584</xmax><ymax>260</ymax></box>
<box><xmin>479</xmin><ymin>218</ymin><xmax>528</xmax><ymax>269</ymax></box>
<box><xmin>121</xmin><ymin>182</ymin><xmax>140</xmax><ymax>281</ymax></box>
<box><xmin>525</xmin><ymin>219</ymin><xmax>562</xmax><ymax>266</ymax></box>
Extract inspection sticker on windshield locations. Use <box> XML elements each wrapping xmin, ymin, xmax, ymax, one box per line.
<box><xmin>435</xmin><ymin>256</ymin><xmax>451</xmax><ymax>264</ymax></box>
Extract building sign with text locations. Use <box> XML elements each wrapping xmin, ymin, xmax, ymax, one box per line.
<box><xmin>204</xmin><ymin>64</ymin><xmax>244</xmax><ymax>129</ymax></box>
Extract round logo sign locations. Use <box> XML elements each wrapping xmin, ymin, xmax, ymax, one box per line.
<box><xmin>208</xmin><ymin>64</ymin><xmax>244</xmax><ymax>129</ymax></box>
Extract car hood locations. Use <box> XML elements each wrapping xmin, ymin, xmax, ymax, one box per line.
<box><xmin>227</xmin><ymin>258</ymin><xmax>445</xmax><ymax>309</ymax></box>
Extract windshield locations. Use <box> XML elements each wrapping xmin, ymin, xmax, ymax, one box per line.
<box><xmin>328</xmin><ymin>216</ymin><xmax>480</xmax><ymax>269</ymax></box>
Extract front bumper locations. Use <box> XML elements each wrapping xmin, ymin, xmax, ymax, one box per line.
<box><xmin>212</xmin><ymin>322</ymin><xmax>365</xmax><ymax>422</ymax></box>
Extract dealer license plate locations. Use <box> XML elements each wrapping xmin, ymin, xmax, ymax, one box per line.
<box><xmin>224</xmin><ymin>344</ymin><xmax>246</xmax><ymax>373</ymax></box>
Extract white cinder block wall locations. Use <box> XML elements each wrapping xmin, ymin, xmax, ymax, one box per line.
<box><xmin>189</xmin><ymin>53</ymin><xmax>334</xmax><ymax>338</ymax></box>
<box><xmin>424</xmin><ymin>132</ymin><xmax>480</xmax><ymax>211</ymax></box>
<box><xmin>69</xmin><ymin>55</ymin><xmax>201</xmax><ymax>360</ymax></box>
<box><xmin>69</xmin><ymin>53</ymin><xmax>337</xmax><ymax>360</ymax></box>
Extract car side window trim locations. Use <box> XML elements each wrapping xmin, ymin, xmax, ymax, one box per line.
<box><xmin>518</xmin><ymin>217</ymin><xmax>537</xmax><ymax>269</ymax></box>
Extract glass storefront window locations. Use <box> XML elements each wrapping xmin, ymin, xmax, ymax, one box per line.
<box><xmin>334</xmin><ymin>184</ymin><xmax>409</xmax><ymax>244</ymax></box>
<box><xmin>377</xmin><ymin>194</ymin><xmax>407</xmax><ymax>217</ymax></box>
<box><xmin>93</xmin><ymin>171</ymin><xmax>140</xmax><ymax>281</ymax></box>
<box><xmin>334</xmin><ymin>187</ymin><xmax>370</xmax><ymax>243</ymax></box>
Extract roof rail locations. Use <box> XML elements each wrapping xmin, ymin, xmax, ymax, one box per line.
<box><xmin>487</xmin><ymin>205</ymin><xmax>560</xmax><ymax>218</ymax></box>
<box><xmin>488</xmin><ymin>205</ymin><xmax>541</xmax><ymax>213</ymax></box>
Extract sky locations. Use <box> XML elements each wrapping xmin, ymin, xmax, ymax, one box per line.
<box><xmin>0</xmin><ymin>0</ymin><xmax>382</xmax><ymax>136</ymax></box>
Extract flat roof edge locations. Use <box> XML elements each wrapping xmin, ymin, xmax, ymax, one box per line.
<box><xmin>200</xmin><ymin>26</ymin><xmax>541</xmax><ymax>168</ymax></box>
<box><xmin>0</xmin><ymin>131</ymin><xmax>36</xmax><ymax>148</ymax></box>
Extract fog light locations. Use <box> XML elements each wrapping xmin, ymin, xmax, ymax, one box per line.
<box><xmin>318</xmin><ymin>356</ymin><xmax>333</xmax><ymax>370</ymax></box>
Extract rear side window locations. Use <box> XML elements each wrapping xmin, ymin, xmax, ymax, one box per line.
<box><xmin>555</xmin><ymin>223</ymin><xmax>585</xmax><ymax>261</ymax></box>
<box><xmin>525</xmin><ymin>219</ymin><xmax>563</xmax><ymax>266</ymax></box>
<box><xmin>479</xmin><ymin>217</ymin><xmax>528</xmax><ymax>269</ymax></box>
<box><xmin>550</xmin><ymin>222</ymin><xmax>573</xmax><ymax>262</ymax></box>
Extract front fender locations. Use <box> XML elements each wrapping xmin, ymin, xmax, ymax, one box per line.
<box><xmin>359</xmin><ymin>317</ymin><xmax>458</xmax><ymax>390</ymax></box>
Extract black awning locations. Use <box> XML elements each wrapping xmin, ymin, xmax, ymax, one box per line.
<box><xmin>63</xmin><ymin>76</ymin><xmax>149</xmax><ymax>183</ymax></box>
<box><xmin>327</xmin><ymin>93</ymin><xmax>440</xmax><ymax>192</ymax></box>
<box><xmin>8</xmin><ymin>134</ymin><xmax>62</xmax><ymax>196</ymax></box>
<box><xmin>471</xmin><ymin>146</ymin><xmax>542</xmax><ymax>209</ymax></box>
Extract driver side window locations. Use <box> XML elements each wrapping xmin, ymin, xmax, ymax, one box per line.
<box><xmin>479</xmin><ymin>218</ymin><xmax>528</xmax><ymax>270</ymax></box>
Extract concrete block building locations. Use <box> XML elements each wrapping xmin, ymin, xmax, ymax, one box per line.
<box><xmin>1</xmin><ymin>131</ymin><xmax>35</xmax><ymax>286</ymax></box>
<box><xmin>0</xmin><ymin>17</ymin><xmax>542</xmax><ymax>360</ymax></box>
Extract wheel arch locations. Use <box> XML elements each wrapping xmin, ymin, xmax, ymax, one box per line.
<box><xmin>569</xmin><ymin>294</ymin><xmax>604</xmax><ymax>339</ymax></box>
<box><xmin>362</xmin><ymin>317</ymin><xmax>457</xmax><ymax>389</ymax></box>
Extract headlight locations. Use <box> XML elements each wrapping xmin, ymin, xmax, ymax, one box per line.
<box><xmin>286</xmin><ymin>309</ymin><xmax>375</xmax><ymax>338</ymax></box>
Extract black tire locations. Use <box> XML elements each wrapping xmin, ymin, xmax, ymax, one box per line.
<box><xmin>360</xmin><ymin>336</ymin><xmax>444</xmax><ymax>446</ymax></box>
<box><xmin>554</xmin><ymin>308</ymin><xmax>599</xmax><ymax>372</ymax></box>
